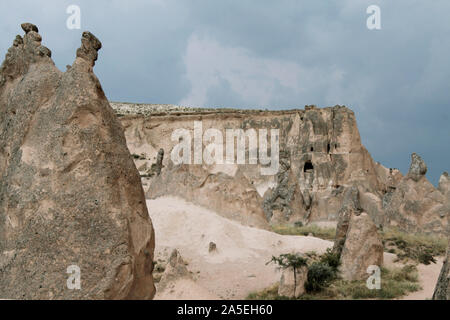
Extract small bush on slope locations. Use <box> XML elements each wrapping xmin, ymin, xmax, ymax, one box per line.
<box><xmin>271</xmin><ymin>224</ymin><xmax>336</xmax><ymax>240</ymax></box>
<box><xmin>247</xmin><ymin>252</ymin><xmax>420</xmax><ymax>300</ymax></box>
<box><xmin>382</xmin><ymin>227</ymin><xmax>446</xmax><ymax>264</ymax></box>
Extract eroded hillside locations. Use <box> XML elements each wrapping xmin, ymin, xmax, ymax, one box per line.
<box><xmin>112</xmin><ymin>102</ymin><xmax>448</xmax><ymax>234</ymax></box>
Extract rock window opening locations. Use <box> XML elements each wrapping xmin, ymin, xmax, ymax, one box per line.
<box><xmin>304</xmin><ymin>161</ymin><xmax>314</xmax><ymax>172</ymax></box>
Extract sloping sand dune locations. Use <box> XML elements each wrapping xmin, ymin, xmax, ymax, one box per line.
<box><xmin>147</xmin><ymin>196</ymin><xmax>442</xmax><ymax>300</ymax></box>
<box><xmin>147</xmin><ymin>196</ymin><xmax>332</xmax><ymax>299</ymax></box>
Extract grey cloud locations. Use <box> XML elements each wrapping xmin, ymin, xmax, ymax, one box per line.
<box><xmin>0</xmin><ymin>0</ymin><xmax>448</xmax><ymax>184</ymax></box>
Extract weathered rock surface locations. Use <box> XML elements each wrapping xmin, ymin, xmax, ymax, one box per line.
<box><xmin>116</xmin><ymin>104</ymin><xmax>389</xmax><ymax>227</ymax></box>
<box><xmin>147</xmin><ymin>163</ymin><xmax>269</xmax><ymax>229</ymax></box>
<box><xmin>383</xmin><ymin>154</ymin><xmax>448</xmax><ymax>234</ymax></box>
<box><xmin>433</xmin><ymin>180</ymin><xmax>449</xmax><ymax>300</ymax></box>
<box><xmin>432</xmin><ymin>239</ymin><xmax>449</xmax><ymax>300</ymax></box>
<box><xmin>407</xmin><ymin>153</ymin><xmax>428</xmax><ymax>182</ymax></box>
<box><xmin>339</xmin><ymin>212</ymin><xmax>384</xmax><ymax>281</ymax></box>
<box><xmin>332</xmin><ymin>186</ymin><xmax>361</xmax><ymax>256</ymax></box>
<box><xmin>278</xmin><ymin>265</ymin><xmax>308</xmax><ymax>298</ymax></box>
<box><xmin>0</xmin><ymin>24</ymin><xmax>155</xmax><ymax>299</ymax></box>
<box><xmin>113</xmin><ymin>103</ymin><xmax>448</xmax><ymax>234</ymax></box>
<box><xmin>157</xmin><ymin>249</ymin><xmax>191</xmax><ymax>292</ymax></box>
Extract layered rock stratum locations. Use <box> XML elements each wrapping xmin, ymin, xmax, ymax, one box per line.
<box><xmin>112</xmin><ymin>103</ymin><xmax>448</xmax><ymax>234</ymax></box>
<box><xmin>0</xmin><ymin>24</ymin><xmax>155</xmax><ymax>299</ymax></box>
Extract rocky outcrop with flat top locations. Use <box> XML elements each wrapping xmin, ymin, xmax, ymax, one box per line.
<box><xmin>114</xmin><ymin>103</ymin><xmax>448</xmax><ymax>234</ymax></box>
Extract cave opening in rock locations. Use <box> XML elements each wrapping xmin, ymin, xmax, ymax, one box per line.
<box><xmin>310</xmin><ymin>147</ymin><xmax>314</xmax><ymax>152</ymax></box>
<box><xmin>304</xmin><ymin>160</ymin><xmax>314</xmax><ymax>172</ymax></box>
<box><xmin>327</xmin><ymin>143</ymin><xmax>331</xmax><ymax>153</ymax></box>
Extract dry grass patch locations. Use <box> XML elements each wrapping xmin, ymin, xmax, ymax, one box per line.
<box><xmin>271</xmin><ymin>224</ymin><xmax>336</xmax><ymax>240</ymax></box>
<box><xmin>381</xmin><ymin>227</ymin><xmax>447</xmax><ymax>264</ymax></box>
<box><xmin>247</xmin><ymin>264</ymin><xmax>420</xmax><ymax>300</ymax></box>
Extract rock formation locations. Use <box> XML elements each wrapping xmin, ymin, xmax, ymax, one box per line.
<box><xmin>278</xmin><ymin>265</ymin><xmax>308</xmax><ymax>298</ymax></box>
<box><xmin>383</xmin><ymin>154</ymin><xmax>448</xmax><ymax>234</ymax></box>
<box><xmin>433</xmin><ymin>239</ymin><xmax>449</xmax><ymax>300</ymax></box>
<box><xmin>115</xmin><ymin>104</ymin><xmax>387</xmax><ymax>226</ymax></box>
<box><xmin>332</xmin><ymin>186</ymin><xmax>361</xmax><ymax>256</ymax></box>
<box><xmin>157</xmin><ymin>249</ymin><xmax>191</xmax><ymax>292</ymax></box>
<box><xmin>332</xmin><ymin>187</ymin><xmax>384</xmax><ymax>281</ymax></box>
<box><xmin>407</xmin><ymin>153</ymin><xmax>428</xmax><ymax>182</ymax></box>
<box><xmin>339</xmin><ymin>212</ymin><xmax>384</xmax><ymax>281</ymax></box>
<box><xmin>438</xmin><ymin>172</ymin><xmax>450</xmax><ymax>196</ymax></box>
<box><xmin>113</xmin><ymin>103</ymin><xmax>448</xmax><ymax>235</ymax></box>
<box><xmin>147</xmin><ymin>163</ymin><xmax>269</xmax><ymax>229</ymax></box>
<box><xmin>0</xmin><ymin>24</ymin><xmax>155</xmax><ymax>299</ymax></box>
<box><xmin>433</xmin><ymin>175</ymin><xmax>449</xmax><ymax>300</ymax></box>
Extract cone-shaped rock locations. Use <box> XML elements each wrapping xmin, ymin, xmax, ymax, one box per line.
<box><xmin>0</xmin><ymin>24</ymin><xmax>155</xmax><ymax>299</ymax></box>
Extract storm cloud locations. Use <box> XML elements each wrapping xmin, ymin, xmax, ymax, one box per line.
<box><xmin>1</xmin><ymin>0</ymin><xmax>449</xmax><ymax>184</ymax></box>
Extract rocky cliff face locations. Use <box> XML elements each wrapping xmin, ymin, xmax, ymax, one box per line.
<box><xmin>382</xmin><ymin>154</ymin><xmax>448</xmax><ymax>233</ymax></box>
<box><xmin>113</xmin><ymin>103</ymin><xmax>447</xmax><ymax>233</ymax></box>
<box><xmin>0</xmin><ymin>25</ymin><xmax>155</xmax><ymax>299</ymax></box>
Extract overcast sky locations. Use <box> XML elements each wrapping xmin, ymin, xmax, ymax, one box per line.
<box><xmin>1</xmin><ymin>0</ymin><xmax>449</xmax><ymax>185</ymax></box>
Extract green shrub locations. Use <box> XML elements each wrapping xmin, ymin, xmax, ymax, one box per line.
<box><xmin>319</xmin><ymin>248</ymin><xmax>341</xmax><ymax>272</ymax></box>
<box><xmin>267</xmin><ymin>253</ymin><xmax>308</xmax><ymax>270</ymax></box>
<box><xmin>294</xmin><ymin>221</ymin><xmax>304</xmax><ymax>227</ymax></box>
<box><xmin>305</xmin><ymin>262</ymin><xmax>336</xmax><ymax>293</ymax></box>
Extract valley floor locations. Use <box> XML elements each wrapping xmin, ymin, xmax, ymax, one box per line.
<box><xmin>147</xmin><ymin>197</ymin><xmax>443</xmax><ymax>300</ymax></box>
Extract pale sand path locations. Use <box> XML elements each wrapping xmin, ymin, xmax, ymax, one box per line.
<box><xmin>147</xmin><ymin>196</ymin><xmax>411</xmax><ymax>300</ymax></box>
<box><xmin>147</xmin><ymin>196</ymin><xmax>332</xmax><ymax>300</ymax></box>
<box><xmin>400</xmin><ymin>257</ymin><xmax>443</xmax><ymax>300</ymax></box>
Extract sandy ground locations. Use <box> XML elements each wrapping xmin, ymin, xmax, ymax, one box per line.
<box><xmin>400</xmin><ymin>257</ymin><xmax>443</xmax><ymax>300</ymax></box>
<box><xmin>148</xmin><ymin>196</ymin><xmax>332</xmax><ymax>299</ymax></box>
<box><xmin>147</xmin><ymin>196</ymin><xmax>443</xmax><ymax>300</ymax></box>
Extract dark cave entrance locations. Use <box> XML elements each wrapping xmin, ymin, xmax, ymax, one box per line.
<box><xmin>304</xmin><ymin>160</ymin><xmax>314</xmax><ymax>172</ymax></box>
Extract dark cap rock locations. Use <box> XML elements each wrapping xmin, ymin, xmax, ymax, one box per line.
<box><xmin>76</xmin><ymin>31</ymin><xmax>102</xmax><ymax>65</ymax></box>
<box><xmin>21</xmin><ymin>22</ymin><xmax>38</xmax><ymax>34</ymax></box>
<box><xmin>408</xmin><ymin>153</ymin><xmax>427</xmax><ymax>182</ymax></box>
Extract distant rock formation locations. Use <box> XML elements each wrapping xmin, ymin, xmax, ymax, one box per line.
<box><xmin>114</xmin><ymin>103</ymin><xmax>448</xmax><ymax>234</ymax></box>
<box><xmin>383</xmin><ymin>154</ymin><xmax>448</xmax><ymax>234</ymax></box>
<box><xmin>407</xmin><ymin>153</ymin><xmax>428</xmax><ymax>182</ymax></box>
<box><xmin>0</xmin><ymin>24</ymin><xmax>155</xmax><ymax>299</ymax></box>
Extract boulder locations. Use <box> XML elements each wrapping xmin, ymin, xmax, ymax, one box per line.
<box><xmin>332</xmin><ymin>186</ymin><xmax>361</xmax><ymax>256</ymax></box>
<box><xmin>157</xmin><ymin>249</ymin><xmax>191</xmax><ymax>292</ymax></box>
<box><xmin>340</xmin><ymin>213</ymin><xmax>384</xmax><ymax>281</ymax></box>
<box><xmin>0</xmin><ymin>24</ymin><xmax>155</xmax><ymax>299</ymax></box>
<box><xmin>278</xmin><ymin>265</ymin><xmax>308</xmax><ymax>298</ymax></box>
